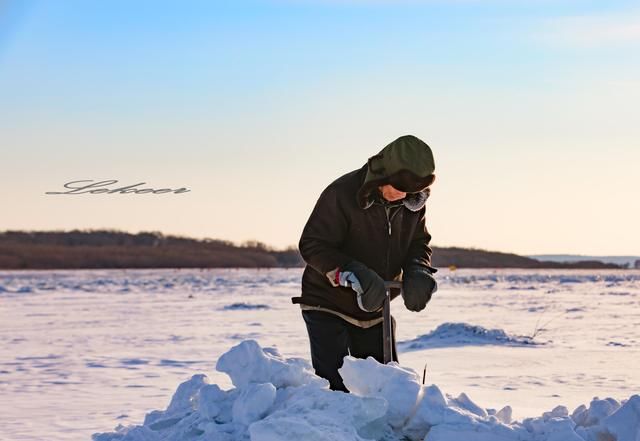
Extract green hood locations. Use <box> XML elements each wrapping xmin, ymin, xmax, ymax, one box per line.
<box><xmin>357</xmin><ymin>135</ymin><xmax>435</xmax><ymax>209</ymax></box>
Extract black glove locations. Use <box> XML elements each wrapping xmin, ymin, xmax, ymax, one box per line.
<box><xmin>340</xmin><ymin>261</ymin><xmax>387</xmax><ymax>312</ymax></box>
<box><xmin>402</xmin><ymin>263</ymin><xmax>437</xmax><ymax>312</ymax></box>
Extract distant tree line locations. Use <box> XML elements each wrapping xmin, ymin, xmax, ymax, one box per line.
<box><xmin>0</xmin><ymin>230</ymin><xmax>626</xmax><ymax>270</ymax></box>
<box><xmin>0</xmin><ymin>230</ymin><xmax>301</xmax><ymax>269</ymax></box>
<box><xmin>433</xmin><ymin>247</ymin><xmax>625</xmax><ymax>269</ymax></box>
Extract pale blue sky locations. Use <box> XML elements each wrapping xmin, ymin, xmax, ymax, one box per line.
<box><xmin>1</xmin><ymin>0</ymin><xmax>638</xmax><ymax>255</ymax></box>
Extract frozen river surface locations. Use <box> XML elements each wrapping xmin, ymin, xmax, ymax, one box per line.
<box><xmin>1</xmin><ymin>268</ymin><xmax>639</xmax><ymax>440</ymax></box>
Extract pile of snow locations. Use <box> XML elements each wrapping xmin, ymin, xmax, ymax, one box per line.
<box><xmin>398</xmin><ymin>322</ymin><xmax>541</xmax><ymax>351</ymax></box>
<box><xmin>93</xmin><ymin>339</ymin><xmax>640</xmax><ymax>441</ymax></box>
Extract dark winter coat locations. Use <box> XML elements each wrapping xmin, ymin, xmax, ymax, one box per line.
<box><xmin>292</xmin><ymin>159</ymin><xmax>436</xmax><ymax>322</ymax></box>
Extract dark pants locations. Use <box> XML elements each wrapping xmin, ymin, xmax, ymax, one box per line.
<box><xmin>302</xmin><ymin>310</ymin><xmax>398</xmax><ymax>392</ymax></box>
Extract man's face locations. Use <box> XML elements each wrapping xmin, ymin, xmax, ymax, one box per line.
<box><xmin>378</xmin><ymin>184</ymin><xmax>406</xmax><ymax>202</ymax></box>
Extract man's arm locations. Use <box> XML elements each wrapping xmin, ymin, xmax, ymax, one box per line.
<box><xmin>401</xmin><ymin>205</ymin><xmax>437</xmax><ymax>312</ymax></box>
<box><xmin>402</xmin><ymin>205</ymin><xmax>437</xmax><ymax>273</ymax></box>
<box><xmin>298</xmin><ymin>185</ymin><xmax>355</xmax><ymax>284</ymax></box>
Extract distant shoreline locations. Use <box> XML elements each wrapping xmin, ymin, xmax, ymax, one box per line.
<box><xmin>0</xmin><ymin>230</ymin><xmax>630</xmax><ymax>270</ymax></box>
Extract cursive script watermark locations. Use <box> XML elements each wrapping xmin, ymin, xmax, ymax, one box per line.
<box><xmin>45</xmin><ymin>180</ymin><xmax>191</xmax><ymax>195</ymax></box>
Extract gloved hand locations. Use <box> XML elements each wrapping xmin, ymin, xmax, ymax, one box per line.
<box><xmin>334</xmin><ymin>261</ymin><xmax>387</xmax><ymax>312</ymax></box>
<box><xmin>402</xmin><ymin>264</ymin><xmax>437</xmax><ymax>312</ymax></box>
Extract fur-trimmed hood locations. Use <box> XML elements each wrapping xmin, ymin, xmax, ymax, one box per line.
<box><xmin>356</xmin><ymin>135</ymin><xmax>435</xmax><ymax>211</ymax></box>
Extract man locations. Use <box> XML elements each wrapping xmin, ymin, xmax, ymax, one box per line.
<box><xmin>291</xmin><ymin>134</ymin><xmax>438</xmax><ymax>392</ymax></box>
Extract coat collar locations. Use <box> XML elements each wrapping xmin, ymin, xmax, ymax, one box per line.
<box><xmin>358</xmin><ymin>181</ymin><xmax>430</xmax><ymax>212</ymax></box>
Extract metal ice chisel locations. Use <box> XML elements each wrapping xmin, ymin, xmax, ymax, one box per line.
<box><xmin>383</xmin><ymin>280</ymin><xmax>402</xmax><ymax>364</ymax></box>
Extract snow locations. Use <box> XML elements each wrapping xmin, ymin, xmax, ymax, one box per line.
<box><xmin>339</xmin><ymin>356</ymin><xmax>422</xmax><ymax>429</ymax></box>
<box><xmin>1</xmin><ymin>268</ymin><xmax>639</xmax><ymax>440</ymax></box>
<box><xmin>398</xmin><ymin>322</ymin><xmax>541</xmax><ymax>350</ymax></box>
<box><xmin>222</xmin><ymin>303</ymin><xmax>271</xmax><ymax>311</ymax></box>
<box><xmin>92</xmin><ymin>339</ymin><xmax>640</xmax><ymax>441</ymax></box>
<box><xmin>216</xmin><ymin>339</ymin><xmax>325</xmax><ymax>389</ymax></box>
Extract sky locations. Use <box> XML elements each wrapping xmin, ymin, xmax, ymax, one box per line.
<box><xmin>1</xmin><ymin>0</ymin><xmax>638</xmax><ymax>255</ymax></box>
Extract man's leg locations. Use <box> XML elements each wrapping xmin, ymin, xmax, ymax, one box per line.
<box><xmin>348</xmin><ymin>315</ymin><xmax>399</xmax><ymax>363</ymax></box>
<box><xmin>302</xmin><ymin>310</ymin><xmax>350</xmax><ymax>392</ymax></box>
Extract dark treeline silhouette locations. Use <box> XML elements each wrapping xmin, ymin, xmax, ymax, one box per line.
<box><xmin>433</xmin><ymin>247</ymin><xmax>625</xmax><ymax>269</ymax></box>
<box><xmin>0</xmin><ymin>230</ymin><xmax>302</xmax><ymax>269</ymax></box>
<box><xmin>0</xmin><ymin>230</ymin><xmax>626</xmax><ymax>270</ymax></box>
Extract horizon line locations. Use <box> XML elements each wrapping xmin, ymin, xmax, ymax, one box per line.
<box><xmin>1</xmin><ymin>228</ymin><xmax>638</xmax><ymax>258</ymax></box>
